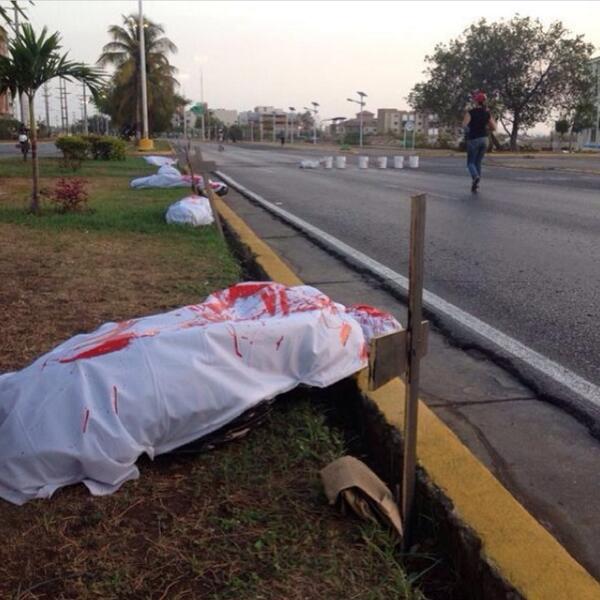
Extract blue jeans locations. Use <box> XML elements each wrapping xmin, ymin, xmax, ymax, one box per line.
<box><xmin>466</xmin><ymin>137</ymin><xmax>487</xmax><ymax>179</ymax></box>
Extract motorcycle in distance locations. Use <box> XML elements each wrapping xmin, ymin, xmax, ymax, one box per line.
<box><xmin>17</xmin><ymin>130</ymin><xmax>30</xmax><ymax>161</ymax></box>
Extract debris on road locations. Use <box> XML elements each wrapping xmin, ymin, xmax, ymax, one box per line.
<box><xmin>321</xmin><ymin>455</ymin><xmax>403</xmax><ymax>537</ymax></box>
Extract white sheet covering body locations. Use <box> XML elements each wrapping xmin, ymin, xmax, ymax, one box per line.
<box><xmin>165</xmin><ymin>195</ymin><xmax>214</xmax><ymax>226</ymax></box>
<box><xmin>130</xmin><ymin>172</ymin><xmax>228</xmax><ymax>195</ymax></box>
<box><xmin>0</xmin><ymin>283</ymin><xmax>401</xmax><ymax>505</ymax></box>
<box><xmin>143</xmin><ymin>155</ymin><xmax>177</xmax><ymax>167</ymax></box>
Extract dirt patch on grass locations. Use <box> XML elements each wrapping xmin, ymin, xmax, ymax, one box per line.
<box><xmin>0</xmin><ymin>224</ymin><xmax>237</xmax><ymax>372</ymax></box>
<box><xmin>0</xmin><ymin>396</ymin><xmax>425</xmax><ymax>600</ymax></box>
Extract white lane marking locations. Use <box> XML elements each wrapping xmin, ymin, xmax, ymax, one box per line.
<box><xmin>216</xmin><ymin>170</ymin><xmax>600</xmax><ymax>410</ymax></box>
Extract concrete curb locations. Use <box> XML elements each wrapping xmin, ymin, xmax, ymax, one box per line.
<box><xmin>211</xmin><ymin>192</ymin><xmax>600</xmax><ymax>599</ymax></box>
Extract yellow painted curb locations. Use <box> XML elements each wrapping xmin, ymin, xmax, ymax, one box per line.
<box><xmin>214</xmin><ymin>190</ymin><xmax>600</xmax><ymax>599</ymax></box>
<box><xmin>213</xmin><ymin>195</ymin><xmax>302</xmax><ymax>287</ymax></box>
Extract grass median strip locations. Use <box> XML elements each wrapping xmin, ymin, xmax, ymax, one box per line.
<box><xmin>0</xmin><ymin>155</ymin><xmax>430</xmax><ymax>599</ymax></box>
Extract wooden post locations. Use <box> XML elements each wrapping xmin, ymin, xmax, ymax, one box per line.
<box><xmin>191</xmin><ymin>144</ymin><xmax>225</xmax><ymax>239</ymax></box>
<box><xmin>401</xmin><ymin>193</ymin><xmax>427</xmax><ymax>548</ymax></box>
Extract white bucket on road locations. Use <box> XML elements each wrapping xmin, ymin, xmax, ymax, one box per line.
<box><xmin>324</xmin><ymin>156</ymin><xmax>333</xmax><ymax>169</ymax></box>
<box><xmin>358</xmin><ymin>156</ymin><xmax>369</xmax><ymax>169</ymax></box>
<box><xmin>377</xmin><ymin>157</ymin><xmax>388</xmax><ymax>169</ymax></box>
<box><xmin>335</xmin><ymin>156</ymin><xmax>346</xmax><ymax>169</ymax></box>
<box><xmin>393</xmin><ymin>156</ymin><xmax>404</xmax><ymax>169</ymax></box>
<box><xmin>409</xmin><ymin>155</ymin><xmax>419</xmax><ymax>169</ymax></box>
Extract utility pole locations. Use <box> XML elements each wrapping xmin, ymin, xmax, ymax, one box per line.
<box><xmin>43</xmin><ymin>83</ymin><xmax>51</xmax><ymax>136</ymax></box>
<box><xmin>272</xmin><ymin>112</ymin><xmax>276</xmax><ymax>143</ymax></box>
<box><xmin>81</xmin><ymin>82</ymin><xmax>88</xmax><ymax>135</ymax></box>
<box><xmin>138</xmin><ymin>0</ymin><xmax>153</xmax><ymax>149</ymax></box>
<box><xmin>57</xmin><ymin>79</ymin><xmax>70</xmax><ymax>135</ymax></box>
<box><xmin>200</xmin><ymin>69</ymin><xmax>206</xmax><ymax>141</ymax></box>
<box><xmin>289</xmin><ymin>107</ymin><xmax>296</xmax><ymax>143</ymax></box>
<box><xmin>13</xmin><ymin>6</ymin><xmax>28</xmax><ymax>126</ymax></box>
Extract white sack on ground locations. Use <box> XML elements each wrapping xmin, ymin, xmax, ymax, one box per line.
<box><xmin>157</xmin><ymin>164</ymin><xmax>181</xmax><ymax>177</ymax></box>
<box><xmin>165</xmin><ymin>195</ymin><xmax>214</xmax><ymax>226</ymax></box>
<box><xmin>143</xmin><ymin>155</ymin><xmax>177</xmax><ymax>167</ymax></box>
<box><xmin>0</xmin><ymin>283</ymin><xmax>401</xmax><ymax>505</ymax></box>
<box><xmin>299</xmin><ymin>160</ymin><xmax>320</xmax><ymax>169</ymax></box>
<box><xmin>130</xmin><ymin>173</ymin><xmax>228</xmax><ymax>196</ymax></box>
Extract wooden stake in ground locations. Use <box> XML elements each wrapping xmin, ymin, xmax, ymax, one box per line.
<box><xmin>191</xmin><ymin>144</ymin><xmax>225</xmax><ymax>239</ymax></box>
<box><xmin>170</xmin><ymin>141</ymin><xmax>224</xmax><ymax>239</ymax></box>
<box><xmin>401</xmin><ymin>193</ymin><xmax>427</xmax><ymax>548</ymax></box>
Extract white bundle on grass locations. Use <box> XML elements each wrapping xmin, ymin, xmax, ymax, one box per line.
<box><xmin>0</xmin><ymin>283</ymin><xmax>401</xmax><ymax>505</ymax></box>
<box><xmin>165</xmin><ymin>195</ymin><xmax>214</xmax><ymax>227</ymax></box>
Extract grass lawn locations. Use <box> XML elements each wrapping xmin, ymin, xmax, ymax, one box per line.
<box><xmin>0</xmin><ymin>155</ymin><xmax>430</xmax><ymax>599</ymax></box>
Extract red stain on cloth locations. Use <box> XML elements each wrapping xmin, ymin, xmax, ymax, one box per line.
<box><xmin>339</xmin><ymin>323</ymin><xmax>352</xmax><ymax>346</ymax></box>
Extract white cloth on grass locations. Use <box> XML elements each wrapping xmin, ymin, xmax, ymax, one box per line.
<box><xmin>0</xmin><ymin>283</ymin><xmax>401</xmax><ymax>505</ymax></box>
<box><xmin>165</xmin><ymin>195</ymin><xmax>214</xmax><ymax>227</ymax></box>
<box><xmin>143</xmin><ymin>155</ymin><xmax>177</xmax><ymax>167</ymax></box>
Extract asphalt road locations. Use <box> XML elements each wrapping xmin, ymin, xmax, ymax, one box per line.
<box><xmin>205</xmin><ymin>143</ymin><xmax>600</xmax><ymax>400</ymax></box>
<box><xmin>0</xmin><ymin>140</ymin><xmax>60</xmax><ymax>157</ymax></box>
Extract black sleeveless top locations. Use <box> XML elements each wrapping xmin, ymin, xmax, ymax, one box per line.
<box><xmin>468</xmin><ymin>107</ymin><xmax>491</xmax><ymax>139</ymax></box>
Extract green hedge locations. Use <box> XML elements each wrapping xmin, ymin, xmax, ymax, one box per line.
<box><xmin>55</xmin><ymin>136</ymin><xmax>91</xmax><ymax>162</ymax></box>
<box><xmin>84</xmin><ymin>135</ymin><xmax>127</xmax><ymax>161</ymax></box>
<box><xmin>55</xmin><ymin>135</ymin><xmax>127</xmax><ymax>162</ymax></box>
<box><xmin>0</xmin><ymin>117</ymin><xmax>20</xmax><ymax>140</ymax></box>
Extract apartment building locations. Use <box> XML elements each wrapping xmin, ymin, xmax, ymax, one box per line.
<box><xmin>377</xmin><ymin>108</ymin><xmax>440</xmax><ymax>138</ymax></box>
<box><xmin>0</xmin><ymin>27</ymin><xmax>11</xmax><ymax>117</ymax></box>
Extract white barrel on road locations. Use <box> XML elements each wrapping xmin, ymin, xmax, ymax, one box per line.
<box><xmin>377</xmin><ymin>157</ymin><xmax>388</xmax><ymax>169</ymax></box>
<box><xmin>335</xmin><ymin>156</ymin><xmax>346</xmax><ymax>169</ymax></box>
<box><xmin>324</xmin><ymin>156</ymin><xmax>333</xmax><ymax>169</ymax></box>
<box><xmin>393</xmin><ymin>156</ymin><xmax>404</xmax><ymax>169</ymax></box>
<box><xmin>409</xmin><ymin>155</ymin><xmax>419</xmax><ymax>169</ymax></box>
<box><xmin>358</xmin><ymin>156</ymin><xmax>369</xmax><ymax>169</ymax></box>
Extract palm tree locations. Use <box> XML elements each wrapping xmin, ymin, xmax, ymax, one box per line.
<box><xmin>98</xmin><ymin>14</ymin><xmax>178</xmax><ymax>136</ymax></box>
<box><xmin>0</xmin><ymin>24</ymin><xmax>104</xmax><ymax>213</ymax></box>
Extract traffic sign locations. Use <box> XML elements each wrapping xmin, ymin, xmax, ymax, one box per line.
<box><xmin>405</xmin><ymin>121</ymin><xmax>415</xmax><ymax>132</ymax></box>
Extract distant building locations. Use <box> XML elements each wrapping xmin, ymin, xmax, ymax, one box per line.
<box><xmin>577</xmin><ymin>56</ymin><xmax>600</xmax><ymax>150</ymax></box>
<box><xmin>338</xmin><ymin>111</ymin><xmax>378</xmax><ymax>137</ymax></box>
<box><xmin>211</xmin><ymin>109</ymin><xmax>238</xmax><ymax>126</ymax></box>
<box><xmin>377</xmin><ymin>108</ymin><xmax>440</xmax><ymax>139</ymax></box>
<box><xmin>238</xmin><ymin>107</ymin><xmax>294</xmax><ymax>141</ymax></box>
<box><xmin>0</xmin><ymin>27</ymin><xmax>11</xmax><ymax>117</ymax></box>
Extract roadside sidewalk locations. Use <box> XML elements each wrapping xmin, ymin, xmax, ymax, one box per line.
<box><xmin>213</xmin><ymin>184</ymin><xmax>600</xmax><ymax>597</ymax></box>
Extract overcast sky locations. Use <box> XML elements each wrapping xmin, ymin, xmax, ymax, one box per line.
<box><xmin>22</xmin><ymin>0</ymin><xmax>600</xmax><ymax>131</ymax></box>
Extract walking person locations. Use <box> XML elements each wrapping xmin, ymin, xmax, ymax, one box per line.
<box><xmin>463</xmin><ymin>91</ymin><xmax>496</xmax><ymax>192</ymax></box>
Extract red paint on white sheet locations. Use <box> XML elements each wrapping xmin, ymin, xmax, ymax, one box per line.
<box><xmin>340</xmin><ymin>323</ymin><xmax>352</xmax><ymax>346</ymax></box>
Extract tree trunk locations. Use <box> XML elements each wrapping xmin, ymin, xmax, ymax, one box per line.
<box><xmin>28</xmin><ymin>94</ymin><xmax>39</xmax><ymax>214</ymax></box>
<box><xmin>510</xmin><ymin>118</ymin><xmax>520</xmax><ymax>152</ymax></box>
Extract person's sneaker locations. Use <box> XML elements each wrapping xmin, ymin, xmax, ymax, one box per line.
<box><xmin>471</xmin><ymin>177</ymin><xmax>480</xmax><ymax>192</ymax></box>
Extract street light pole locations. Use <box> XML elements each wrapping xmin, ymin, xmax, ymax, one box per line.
<box><xmin>289</xmin><ymin>107</ymin><xmax>295</xmax><ymax>144</ymax></box>
<box><xmin>347</xmin><ymin>91</ymin><xmax>368</xmax><ymax>147</ymax></box>
<box><xmin>138</xmin><ymin>0</ymin><xmax>153</xmax><ymax>150</ymax></box>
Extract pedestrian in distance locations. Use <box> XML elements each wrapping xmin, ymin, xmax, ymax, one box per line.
<box><xmin>463</xmin><ymin>91</ymin><xmax>497</xmax><ymax>192</ymax></box>
<box><xmin>280</xmin><ymin>132</ymin><xmax>285</xmax><ymax>147</ymax></box>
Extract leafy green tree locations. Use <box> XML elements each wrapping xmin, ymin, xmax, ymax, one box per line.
<box><xmin>0</xmin><ymin>24</ymin><xmax>104</xmax><ymax>212</ymax></box>
<box><xmin>555</xmin><ymin>119</ymin><xmax>569</xmax><ymax>139</ymax></box>
<box><xmin>410</xmin><ymin>16</ymin><xmax>594</xmax><ymax>150</ymax></box>
<box><xmin>98</xmin><ymin>14</ymin><xmax>182</xmax><ymax>135</ymax></box>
